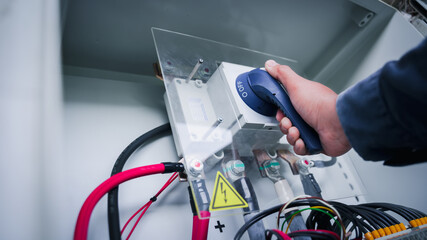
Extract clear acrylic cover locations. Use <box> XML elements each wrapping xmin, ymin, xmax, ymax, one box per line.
<box><xmin>152</xmin><ymin>28</ymin><xmax>366</xmax><ymax>219</ymax></box>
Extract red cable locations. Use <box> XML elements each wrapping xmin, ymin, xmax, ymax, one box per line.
<box><xmin>126</xmin><ymin>201</ymin><xmax>153</xmax><ymax>240</ymax></box>
<box><xmin>192</xmin><ymin>211</ymin><xmax>211</xmax><ymax>240</ymax></box>
<box><xmin>121</xmin><ymin>172</ymin><xmax>179</xmax><ymax>239</ymax></box>
<box><xmin>121</xmin><ymin>202</ymin><xmax>150</xmax><ymax>235</ymax></box>
<box><xmin>74</xmin><ymin>163</ymin><xmax>166</xmax><ymax>240</ymax></box>
<box><xmin>290</xmin><ymin>229</ymin><xmax>340</xmax><ymax>240</ymax></box>
<box><xmin>272</xmin><ymin>229</ymin><xmax>292</xmax><ymax>240</ymax></box>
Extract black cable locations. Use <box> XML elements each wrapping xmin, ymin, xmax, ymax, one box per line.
<box><xmin>412</xmin><ymin>208</ymin><xmax>427</xmax><ymax>218</ymax></box>
<box><xmin>356</xmin><ymin>207</ymin><xmax>387</xmax><ymax>229</ymax></box>
<box><xmin>352</xmin><ymin>207</ymin><xmax>382</xmax><ymax>230</ymax></box>
<box><xmin>340</xmin><ymin>207</ymin><xmax>368</xmax><ymax>234</ymax></box>
<box><xmin>330</xmin><ymin>202</ymin><xmax>375</xmax><ymax>232</ymax></box>
<box><xmin>399</xmin><ymin>206</ymin><xmax>424</xmax><ymax>219</ymax></box>
<box><xmin>330</xmin><ymin>202</ymin><xmax>375</xmax><ymax>236</ymax></box>
<box><xmin>362</xmin><ymin>203</ymin><xmax>417</xmax><ymax>221</ymax></box>
<box><xmin>355</xmin><ymin>205</ymin><xmax>398</xmax><ymax>226</ymax></box>
<box><xmin>107</xmin><ymin>123</ymin><xmax>172</xmax><ymax>240</ymax></box>
<box><xmin>341</xmin><ymin>208</ymin><xmax>370</xmax><ymax>237</ymax></box>
<box><xmin>347</xmin><ymin>219</ymin><xmax>366</xmax><ymax>239</ymax></box>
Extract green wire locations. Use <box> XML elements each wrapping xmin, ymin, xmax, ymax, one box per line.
<box><xmin>280</xmin><ymin>207</ymin><xmax>342</xmax><ymax>232</ymax></box>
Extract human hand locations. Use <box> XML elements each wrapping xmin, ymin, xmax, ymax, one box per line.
<box><xmin>265</xmin><ymin>60</ymin><xmax>351</xmax><ymax>156</ymax></box>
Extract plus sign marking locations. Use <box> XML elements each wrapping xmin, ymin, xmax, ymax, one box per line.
<box><xmin>214</xmin><ymin>220</ymin><xmax>225</xmax><ymax>233</ymax></box>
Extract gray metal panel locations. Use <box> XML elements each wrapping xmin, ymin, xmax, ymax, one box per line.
<box><xmin>63</xmin><ymin>0</ymin><xmax>369</xmax><ymax>76</ymax></box>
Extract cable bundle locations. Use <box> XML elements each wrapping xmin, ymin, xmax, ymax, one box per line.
<box><xmin>234</xmin><ymin>196</ymin><xmax>345</xmax><ymax>240</ymax></box>
<box><xmin>235</xmin><ymin>196</ymin><xmax>427</xmax><ymax>240</ymax></box>
<box><xmin>307</xmin><ymin>201</ymin><xmax>427</xmax><ymax>239</ymax></box>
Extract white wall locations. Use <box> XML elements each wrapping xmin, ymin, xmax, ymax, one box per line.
<box><xmin>0</xmin><ymin>0</ymin><xmax>63</xmax><ymax>239</ymax></box>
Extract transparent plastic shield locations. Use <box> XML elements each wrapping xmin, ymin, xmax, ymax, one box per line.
<box><xmin>152</xmin><ymin>28</ymin><xmax>366</xmax><ymax>219</ymax></box>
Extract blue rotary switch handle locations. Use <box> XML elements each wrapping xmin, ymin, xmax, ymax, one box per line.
<box><xmin>236</xmin><ymin>68</ymin><xmax>322</xmax><ymax>154</ymax></box>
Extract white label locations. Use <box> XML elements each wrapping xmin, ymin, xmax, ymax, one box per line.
<box><xmin>188</xmin><ymin>97</ymin><xmax>208</xmax><ymax>122</ymax></box>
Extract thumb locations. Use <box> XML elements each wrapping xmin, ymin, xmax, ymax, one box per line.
<box><xmin>264</xmin><ymin>60</ymin><xmax>298</xmax><ymax>93</ymax></box>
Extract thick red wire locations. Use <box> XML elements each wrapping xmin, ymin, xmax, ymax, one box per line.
<box><xmin>192</xmin><ymin>211</ymin><xmax>211</xmax><ymax>240</ymax></box>
<box><xmin>74</xmin><ymin>163</ymin><xmax>166</xmax><ymax>240</ymax></box>
<box><xmin>121</xmin><ymin>172</ymin><xmax>179</xmax><ymax>239</ymax></box>
<box><xmin>272</xmin><ymin>229</ymin><xmax>292</xmax><ymax>240</ymax></box>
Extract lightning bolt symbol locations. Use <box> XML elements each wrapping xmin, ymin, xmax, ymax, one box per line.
<box><xmin>220</xmin><ymin>182</ymin><xmax>227</xmax><ymax>203</ymax></box>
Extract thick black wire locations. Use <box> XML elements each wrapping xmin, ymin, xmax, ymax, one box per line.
<box><xmin>340</xmin><ymin>207</ymin><xmax>369</xmax><ymax>236</ymax></box>
<box><xmin>355</xmin><ymin>206</ymin><xmax>398</xmax><ymax>226</ymax></box>
<box><xmin>331</xmin><ymin>202</ymin><xmax>377</xmax><ymax>232</ymax></box>
<box><xmin>385</xmin><ymin>203</ymin><xmax>424</xmax><ymax>219</ymax></box>
<box><xmin>330</xmin><ymin>202</ymin><xmax>375</xmax><ymax>236</ymax></box>
<box><xmin>393</xmin><ymin>206</ymin><xmax>418</xmax><ymax>220</ymax></box>
<box><xmin>412</xmin><ymin>208</ymin><xmax>427</xmax><ymax>217</ymax></box>
<box><xmin>347</xmin><ymin>220</ymin><xmax>365</xmax><ymax>239</ymax></box>
<box><xmin>335</xmin><ymin>211</ymin><xmax>373</xmax><ymax>238</ymax></box>
<box><xmin>379</xmin><ymin>207</ymin><xmax>413</xmax><ymax>222</ymax></box>
<box><xmin>355</xmin><ymin>208</ymin><xmax>387</xmax><ymax>229</ymax></box>
<box><xmin>394</xmin><ymin>206</ymin><xmax>423</xmax><ymax>219</ymax></box>
<box><xmin>107</xmin><ymin>123</ymin><xmax>171</xmax><ymax>240</ymax></box>
<box><xmin>362</xmin><ymin>203</ymin><xmax>417</xmax><ymax>221</ymax></box>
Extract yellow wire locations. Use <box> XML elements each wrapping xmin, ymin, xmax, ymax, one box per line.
<box><xmin>285</xmin><ymin>214</ymin><xmax>298</xmax><ymax>233</ymax></box>
<box><xmin>310</xmin><ymin>206</ymin><xmax>335</xmax><ymax>214</ymax></box>
<box><xmin>284</xmin><ymin>206</ymin><xmax>337</xmax><ymax>234</ymax></box>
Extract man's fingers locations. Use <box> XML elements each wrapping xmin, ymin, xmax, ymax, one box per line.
<box><xmin>286</xmin><ymin>126</ymin><xmax>300</xmax><ymax>145</ymax></box>
<box><xmin>276</xmin><ymin>110</ymin><xmax>285</xmax><ymax>122</ymax></box>
<box><xmin>279</xmin><ymin>117</ymin><xmax>292</xmax><ymax>134</ymax></box>
<box><xmin>265</xmin><ymin>60</ymin><xmax>297</xmax><ymax>93</ymax></box>
<box><xmin>276</xmin><ymin>108</ymin><xmax>307</xmax><ymax>155</ymax></box>
<box><xmin>294</xmin><ymin>139</ymin><xmax>308</xmax><ymax>155</ymax></box>
<box><xmin>265</xmin><ymin>60</ymin><xmax>280</xmax><ymax>79</ymax></box>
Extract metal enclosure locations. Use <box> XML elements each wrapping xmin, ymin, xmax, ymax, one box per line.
<box><xmin>1</xmin><ymin>0</ymin><xmax>426</xmax><ymax>239</ymax></box>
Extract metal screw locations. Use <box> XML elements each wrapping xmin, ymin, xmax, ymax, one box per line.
<box><xmin>188</xmin><ymin>159</ymin><xmax>204</xmax><ymax>176</ymax></box>
<box><xmin>187</xmin><ymin>59</ymin><xmax>204</xmax><ymax>82</ymax></box>
<box><xmin>227</xmin><ymin>160</ymin><xmax>245</xmax><ymax>175</ymax></box>
<box><xmin>297</xmin><ymin>158</ymin><xmax>311</xmax><ymax>175</ymax></box>
<box><xmin>265</xmin><ymin>160</ymin><xmax>281</xmax><ymax>173</ymax></box>
<box><xmin>202</xmin><ymin>117</ymin><xmax>223</xmax><ymax>140</ymax></box>
<box><xmin>214</xmin><ymin>117</ymin><xmax>223</xmax><ymax>126</ymax></box>
<box><xmin>266</xmin><ymin>149</ymin><xmax>277</xmax><ymax>159</ymax></box>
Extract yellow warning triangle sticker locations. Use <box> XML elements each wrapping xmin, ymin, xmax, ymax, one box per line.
<box><xmin>209</xmin><ymin>171</ymin><xmax>248</xmax><ymax>211</ymax></box>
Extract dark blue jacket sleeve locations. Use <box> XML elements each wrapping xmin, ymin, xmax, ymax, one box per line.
<box><xmin>336</xmin><ymin>38</ymin><xmax>427</xmax><ymax>166</ymax></box>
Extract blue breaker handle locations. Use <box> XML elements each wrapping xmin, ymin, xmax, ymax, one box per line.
<box><xmin>236</xmin><ymin>68</ymin><xmax>322</xmax><ymax>154</ymax></box>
